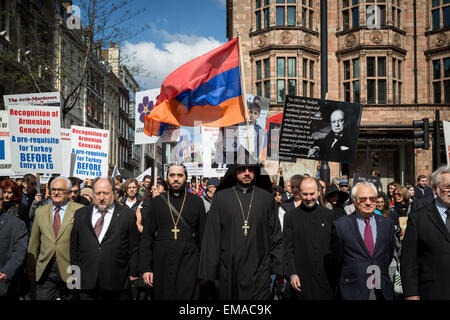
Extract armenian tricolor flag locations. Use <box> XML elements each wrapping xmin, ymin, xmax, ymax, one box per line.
<box><xmin>145</xmin><ymin>37</ymin><xmax>246</xmax><ymax>127</ymax></box>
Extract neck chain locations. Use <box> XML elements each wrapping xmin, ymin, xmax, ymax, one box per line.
<box><xmin>167</xmin><ymin>190</ymin><xmax>187</xmax><ymax>240</ymax></box>
<box><xmin>233</xmin><ymin>186</ymin><xmax>255</xmax><ymax>236</ymax></box>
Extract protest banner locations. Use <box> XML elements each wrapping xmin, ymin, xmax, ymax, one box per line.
<box><xmin>135</xmin><ymin>89</ymin><xmax>161</xmax><ymax>144</ymax></box>
<box><xmin>279</xmin><ymin>95</ymin><xmax>362</xmax><ymax>164</ymax></box>
<box><xmin>60</xmin><ymin>128</ymin><xmax>74</xmax><ymax>177</ymax></box>
<box><xmin>0</xmin><ymin>110</ymin><xmax>14</xmax><ymax>176</ymax></box>
<box><xmin>353</xmin><ymin>173</ymin><xmax>383</xmax><ymax>191</ymax></box>
<box><xmin>444</xmin><ymin>121</ymin><xmax>450</xmax><ymax>166</ymax></box>
<box><xmin>71</xmin><ymin>125</ymin><xmax>109</xmax><ymax>179</ymax></box>
<box><xmin>3</xmin><ymin>92</ymin><xmax>61</xmax><ymax>108</ymax></box>
<box><xmin>9</xmin><ymin>105</ymin><xmax>62</xmax><ymax>174</ymax></box>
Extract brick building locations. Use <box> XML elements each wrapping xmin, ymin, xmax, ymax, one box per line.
<box><xmin>227</xmin><ymin>0</ymin><xmax>450</xmax><ymax>188</ymax></box>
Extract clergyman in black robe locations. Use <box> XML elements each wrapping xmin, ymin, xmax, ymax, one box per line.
<box><xmin>284</xmin><ymin>177</ymin><xmax>341</xmax><ymax>300</ymax></box>
<box><xmin>138</xmin><ymin>163</ymin><xmax>206</xmax><ymax>299</ymax></box>
<box><xmin>198</xmin><ymin>157</ymin><xmax>284</xmax><ymax>300</ymax></box>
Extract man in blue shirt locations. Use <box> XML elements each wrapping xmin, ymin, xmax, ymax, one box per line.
<box><xmin>330</xmin><ymin>181</ymin><xmax>395</xmax><ymax>300</ymax></box>
<box><xmin>27</xmin><ymin>177</ymin><xmax>84</xmax><ymax>300</ymax></box>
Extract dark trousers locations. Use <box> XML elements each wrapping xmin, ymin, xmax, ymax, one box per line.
<box><xmin>36</xmin><ymin>258</ymin><xmax>73</xmax><ymax>300</ymax></box>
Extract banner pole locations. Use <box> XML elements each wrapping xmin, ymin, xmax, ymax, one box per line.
<box><xmin>154</xmin><ymin>143</ymin><xmax>158</xmax><ymax>188</ymax></box>
<box><xmin>237</xmin><ymin>34</ymin><xmax>252</xmax><ymax>156</ymax></box>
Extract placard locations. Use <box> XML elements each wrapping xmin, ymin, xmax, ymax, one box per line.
<box><xmin>279</xmin><ymin>96</ymin><xmax>362</xmax><ymax>164</ymax></box>
<box><xmin>0</xmin><ymin>110</ymin><xmax>13</xmax><ymax>176</ymax></box>
<box><xmin>71</xmin><ymin>125</ymin><xmax>109</xmax><ymax>179</ymax></box>
<box><xmin>9</xmin><ymin>106</ymin><xmax>62</xmax><ymax>174</ymax></box>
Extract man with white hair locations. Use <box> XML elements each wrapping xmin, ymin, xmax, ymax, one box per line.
<box><xmin>330</xmin><ymin>181</ymin><xmax>395</xmax><ymax>300</ymax></box>
<box><xmin>27</xmin><ymin>176</ymin><xmax>84</xmax><ymax>300</ymax></box>
<box><xmin>401</xmin><ymin>166</ymin><xmax>450</xmax><ymax>300</ymax></box>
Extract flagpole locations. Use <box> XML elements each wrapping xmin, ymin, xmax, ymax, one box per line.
<box><xmin>154</xmin><ymin>143</ymin><xmax>158</xmax><ymax>189</ymax></box>
<box><xmin>237</xmin><ymin>34</ymin><xmax>252</xmax><ymax>156</ymax></box>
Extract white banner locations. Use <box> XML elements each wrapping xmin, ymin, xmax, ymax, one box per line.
<box><xmin>443</xmin><ymin>121</ymin><xmax>450</xmax><ymax>166</ymax></box>
<box><xmin>135</xmin><ymin>89</ymin><xmax>160</xmax><ymax>144</ymax></box>
<box><xmin>0</xmin><ymin>111</ymin><xmax>14</xmax><ymax>176</ymax></box>
<box><xmin>71</xmin><ymin>125</ymin><xmax>109</xmax><ymax>179</ymax></box>
<box><xmin>9</xmin><ymin>106</ymin><xmax>62</xmax><ymax>174</ymax></box>
<box><xmin>3</xmin><ymin>92</ymin><xmax>61</xmax><ymax>108</ymax></box>
<box><xmin>60</xmin><ymin>128</ymin><xmax>72</xmax><ymax>177</ymax></box>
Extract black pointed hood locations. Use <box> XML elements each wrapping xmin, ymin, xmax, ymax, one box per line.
<box><xmin>216</xmin><ymin>146</ymin><xmax>273</xmax><ymax>194</ymax></box>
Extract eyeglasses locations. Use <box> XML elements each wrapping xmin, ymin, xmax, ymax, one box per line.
<box><xmin>394</xmin><ymin>192</ymin><xmax>402</xmax><ymax>196</ymax></box>
<box><xmin>51</xmin><ymin>188</ymin><xmax>67</xmax><ymax>194</ymax></box>
<box><xmin>358</xmin><ymin>197</ymin><xmax>376</xmax><ymax>203</ymax></box>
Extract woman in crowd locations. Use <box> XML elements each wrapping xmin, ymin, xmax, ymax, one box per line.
<box><xmin>272</xmin><ymin>186</ymin><xmax>284</xmax><ymax>209</ymax></box>
<box><xmin>0</xmin><ymin>179</ymin><xmax>30</xmax><ymax>232</ymax></box>
<box><xmin>376</xmin><ymin>192</ymin><xmax>391</xmax><ymax>218</ymax></box>
<box><xmin>120</xmin><ymin>178</ymin><xmax>142</xmax><ymax>212</ymax></box>
<box><xmin>389</xmin><ymin>186</ymin><xmax>412</xmax><ymax>240</ymax></box>
<box><xmin>387</xmin><ymin>182</ymin><xmax>401</xmax><ymax>207</ymax></box>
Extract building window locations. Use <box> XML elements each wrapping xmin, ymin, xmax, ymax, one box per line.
<box><xmin>276</xmin><ymin>0</ymin><xmax>297</xmax><ymax>27</ymax></box>
<box><xmin>342</xmin><ymin>0</ymin><xmax>359</xmax><ymax>31</ymax></box>
<box><xmin>255</xmin><ymin>58</ymin><xmax>271</xmax><ymax>99</ymax></box>
<box><xmin>392</xmin><ymin>57</ymin><xmax>402</xmax><ymax>104</ymax></box>
<box><xmin>392</xmin><ymin>0</ymin><xmax>402</xmax><ymax>28</ymax></box>
<box><xmin>277</xmin><ymin>56</ymin><xmax>297</xmax><ymax>103</ymax></box>
<box><xmin>343</xmin><ymin>58</ymin><xmax>360</xmax><ymax>103</ymax></box>
<box><xmin>255</xmin><ymin>0</ymin><xmax>270</xmax><ymax>31</ymax></box>
<box><xmin>300</xmin><ymin>0</ymin><xmax>314</xmax><ymax>29</ymax></box>
<box><xmin>432</xmin><ymin>57</ymin><xmax>450</xmax><ymax>104</ymax></box>
<box><xmin>366</xmin><ymin>0</ymin><xmax>386</xmax><ymax>28</ymax></box>
<box><xmin>366</xmin><ymin>56</ymin><xmax>387</xmax><ymax>104</ymax></box>
<box><xmin>432</xmin><ymin>0</ymin><xmax>450</xmax><ymax>30</ymax></box>
<box><xmin>301</xmin><ymin>57</ymin><xmax>315</xmax><ymax>98</ymax></box>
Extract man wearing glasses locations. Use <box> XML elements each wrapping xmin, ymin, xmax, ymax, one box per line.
<box><xmin>330</xmin><ymin>181</ymin><xmax>395</xmax><ymax>300</ymax></box>
<box><xmin>401</xmin><ymin>166</ymin><xmax>450</xmax><ymax>300</ymax></box>
<box><xmin>26</xmin><ymin>177</ymin><xmax>84</xmax><ymax>300</ymax></box>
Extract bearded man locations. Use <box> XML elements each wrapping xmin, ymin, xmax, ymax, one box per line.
<box><xmin>198</xmin><ymin>154</ymin><xmax>283</xmax><ymax>300</ymax></box>
<box><xmin>138</xmin><ymin>163</ymin><xmax>206</xmax><ymax>300</ymax></box>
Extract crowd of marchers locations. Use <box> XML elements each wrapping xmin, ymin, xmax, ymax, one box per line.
<box><xmin>0</xmin><ymin>161</ymin><xmax>448</xmax><ymax>301</ymax></box>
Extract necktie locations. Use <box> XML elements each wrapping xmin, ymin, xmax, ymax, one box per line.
<box><xmin>53</xmin><ymin>206</ymin><xmax>61</xmax><ymax>237</ymax></box>
<box><xmin>445</xmin><ymin>209</ymin><xmax>450</xmax><ymax>234</ymax></box>
<box><xmin>364</xmin><ymin>218</ymin><xmax>375</xmax><ymax>257</ymax></box>
<box><xmin>94</xmin><ymin>210</ymin><xmax>108</xmax><ymax>238</ymax></box>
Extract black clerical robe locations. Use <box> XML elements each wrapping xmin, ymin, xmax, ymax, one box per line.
<box><xmin>198</xmin><ymin>185</ymin><xmax>283</xmax><ymax>300</ymax></box>
<box><xmin>138</xmin><ymin>190</ymin><xmax>206</xmax><ymax>300</ymax></box>
<box><xmin>283</xmin><ymin>204</ymin><xmax>340</xmax><ymax>300</ymax></box>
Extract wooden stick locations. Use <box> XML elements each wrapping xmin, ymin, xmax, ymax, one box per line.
<box><xmin>237</xmin><ymin>34</ymin><xmax>252</xmax><ymax>155</ymax></box>
<box><xmin>154</xmin><ymin>143</ymin><xmax>158</xmax><ymax>188</ymax></box>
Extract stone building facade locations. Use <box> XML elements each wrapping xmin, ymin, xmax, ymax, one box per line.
<box><xmin>227</xmin><ymin>0</ymin><xmax>450</xmax><ymax>187</ymax></box>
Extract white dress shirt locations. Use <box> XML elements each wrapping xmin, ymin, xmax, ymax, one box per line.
<box><xmin>91</xmin><ymin>204</ymin><xmax>114</xmax><ymax>243</ymax></box>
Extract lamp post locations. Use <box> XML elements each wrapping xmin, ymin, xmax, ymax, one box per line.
<box><xmin>319</xmin><ymin>0</ymin><xmax>330</xmax><ymax>183</ymax></box>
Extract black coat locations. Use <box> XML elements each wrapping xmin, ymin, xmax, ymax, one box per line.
<box><xmin>70</xmin><ymin>204</ymin><xmax>139</xmax><ymax>291</ymax></box>
<box><xmin>316</xmin><ymin>130</ymin><xmax>353</xmax><ymax>163</ymax></box>
<box><xmin>330</xmin><ymin>213</ymin><xmax>395</xmax><ymax>300</ymax></box>
<box><xmin>138</xmin><ymin>191</ymin><xmax>206</xmax><ymax>300</ymax></box>
<box><xmin>198</xmin><ymin>185</ymin><xmax>283</xmax><ymax>300</ymax></box>
<box><xmin>400</xmin><ymin>200</ymin><xmax>450</xmax><ymax>299</ymax></box>
<box><xmin>283</xmin><ymin>204</ymin><xmax>338</xmax><ymax>300</ymax></box>
<box><xmin>0</xmin><ymin>213</ymin><xmax>28</xmax><ymax>297</ymax></box>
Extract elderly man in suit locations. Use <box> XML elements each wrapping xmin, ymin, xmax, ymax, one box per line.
<box><xmin>0</xmin><ymin>187</ymin><xmax>28</xmax><ymax>299</ymax></box>
<box><xmin>401</xmin><ymin>166</ymin><xmax>450</xmax><ymax>300</ymax></box>
<box><xmin>70</xmin><ymin>177</ymin><xmax>139</xmax><ymax>300</ymax></box>
<box><xmin>330</xmin><ymin>181</ymin><xmax>395</xmax><ymax>300</ymax></box>
<box><xmin>26</xmin><ymin>177</ymin><xmax>84</xmax><ymax>300</ymax></box>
